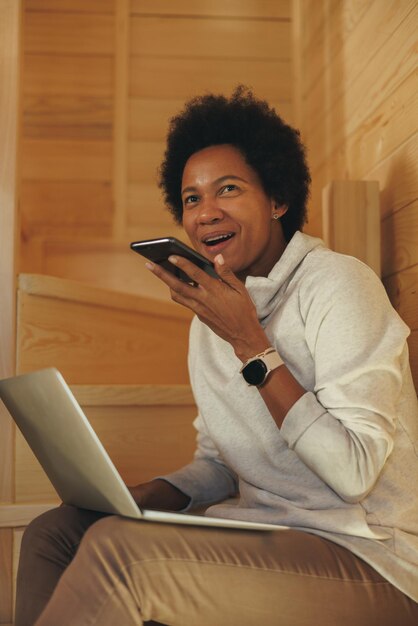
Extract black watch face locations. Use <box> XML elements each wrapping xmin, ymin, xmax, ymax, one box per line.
<box><xmin>242</xmin><ymin>359</ymin><xmax>268</xmax><ymax>386</ymax></box>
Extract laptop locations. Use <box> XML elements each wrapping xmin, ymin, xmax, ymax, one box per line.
<box><xmin>0</xmin><ymin>368</ymin><xmax>282</xmax><ymax>531</ymax></box>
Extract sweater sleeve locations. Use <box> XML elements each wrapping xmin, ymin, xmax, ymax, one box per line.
<box><xmin>280</xmin><ymin>257</ymin><xmax>410</xmax><ymax>503</ymax></box>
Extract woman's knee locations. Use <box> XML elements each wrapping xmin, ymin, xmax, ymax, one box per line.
<box><xmin>22</xmin><ymin>505</ymin><xmax>108</xmax><ymax>556</ymax></box>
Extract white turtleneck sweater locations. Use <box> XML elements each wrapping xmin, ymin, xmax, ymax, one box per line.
<box><xmin>162</xmin><ymin>231</ymin><xmax>418</xmax><ymax>602</ymax></box>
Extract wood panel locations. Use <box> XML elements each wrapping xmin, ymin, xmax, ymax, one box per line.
<box><xmin>383</xmin><ymin>265</ymin><xmax>418</xmax><ymax>331</ymax></box>
<box><xmin>130</xmin><ymin>0</ymin><xmax>291</xmax><ymax>19</ymax></box>
<box><xmin>304</xmin><ymin>1</ymin><xmax>415</xmax><ymax>128</ymax></box>
<box><xmin>309</xmin><ymin>68</ymin><xmax>417</xmax><ymax>183</ymax></box>
<box><xmin>26</xmin><ymin>0</ymin><xmax>114</xmax><ymax>12</ymax></box>
<box><xmin>130</xmin><ymin>16</ymin><xmax>291</xmax><ymax>59</ymax></box>
<box><xmin>381</xmin><ymin>200</ymin><xmax>418</xmax><ymax>278</ymax></box>
<box><xmin>14</xmin><ymin>384</ymin><xmax>196</xmax><ymax>502</ymax></box>
<box><xmin>21</xmin><ymin>138</ymin><xmax>112</xmax><ymax>181</ymax></box>
<box><xmin>16</xmin><ymin>274</ymin><xmax>192</xmax><ymax>384</ymax></box>
<box><xmin>0</xmin><ymin>528</ymin><xmax>13</xmax><ymax>623</ymax></box>
<box><xmin>20</xmin><ymin>181</ymin><xmax>113</xmax><ymax>239</ymax></box>
<box><xmin>24</xmin><ymin>11</ymin><xmax>114</xmax><ymax>55</ymax></box>
<box><xmin>0</xmin><ymin>4</ymin><xmax>21</xmax><ymax>619</ymax></box>
<box><xmin>40</xmin><ymin>239</ymin><xmax>181</xmax><ymax>300</ymax></box>
<box><xmin>23</xmin><ymin>95</ymin><xmax>113</xmax><ymax>140</ymax></box>
<box><xmin>23</xmin><ymin>54</ymin><xmax>113</xmax><ymax>97</ymax></box>
<box><xmin>322</xmin><ymin>180</ymin><xmax>380</xmax><ymax>275</ymax></box>
<box><xmin>130</xmin><ymin>56</ymin><xmax>292</xmax><ymax>106</ymax></box>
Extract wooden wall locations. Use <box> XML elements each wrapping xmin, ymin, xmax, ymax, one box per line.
<box><xmin>19</xmin><ymin>0</ymin><xmax>293</xmax><ymax>299</ymax></box>
<box><xmin>293</xmin><ymin>0</ymin><xmax>418</xmax><ymax>389</ymax></box>
<box><xmin>0</xmin><ymin>1</ymin><xmax>21</xmax><ymax>623</ymax></box>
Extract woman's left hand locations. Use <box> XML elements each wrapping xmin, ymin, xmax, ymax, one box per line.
<box><xmin>146</xmin><ymin>254</ymin><xmax>269</xmax><ymax>361</ymax></box>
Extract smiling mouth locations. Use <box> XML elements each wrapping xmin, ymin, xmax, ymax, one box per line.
<box><xmin>202</xmin><ymin>233</ymin><xmax>235</xmax><ymax>247</ymax></box>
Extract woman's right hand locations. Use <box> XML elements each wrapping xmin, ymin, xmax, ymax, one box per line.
<box><xmin>127</xmin><ymin>479</ymin><xmax>191</xmax><ymax>512</ymax></box>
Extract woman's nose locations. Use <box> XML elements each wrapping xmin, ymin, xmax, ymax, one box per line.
<box><xmin>197</xmin><ymin>198</ymin><xmax>224</xmax><ymax>223</ymax></box>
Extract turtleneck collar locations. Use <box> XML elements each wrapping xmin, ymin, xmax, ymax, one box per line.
<box><xmin>245</xmin><ymin>231</ymin><xmax>323</xmax><ymax>320</ymax></box>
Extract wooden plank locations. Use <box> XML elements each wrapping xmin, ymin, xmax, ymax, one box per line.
<box><xmin>0</xmin><ymin>504</ymin><xmax>57</xmax><ymax>528</ymax></box>
<box><xmin>322</xmin><ymin>180</ymin><xmax>380</xmax><ymax>275</ymax></box>
<box><xmin>71</xmin><ymin>384</ymin><xmax>195</xmax><ymax>406</ymax></box>
<box><xmin>13</xmin><ymin>528</ymin><xmax>25</xmax><ymax>626</ymax></box>
<box><xmin>381</xmin><ymin>200</ymin><xmax>418</xmax><ymax>278</ymax></box>
<box><xmin>130</xmin><ymin>0</ymin><xmax>291</xmax><ymax>19</ymax></box>
<box><xmin>130</xmin><ymin>16</ymin><xmax>291</xmax><ymax>60</ymax></box>
<box><xmin>24</xmin><ymin>12</ymin><xmax>114</xmax><ymax>55</ymax></box>
<box><xmin>129</xmin><ymin>56</ymin><xmax>292</xmax><ymax>103</ymax></box>
<box><xmin>128</xmin><ymin>140</ymin><xmax>165</xmax><ymax>184</ymax></box>
<box><xmin>16</xmin><ymin>273</ymin><xmax>192</xmax><ymax>384</ymax></box>
<box><xmin>21</xmin><ymin>138</ymin><xmax>112</xmax><ymax>181</ymax></box>
<box><xmin>17</xmin><ymin>273</ymin><xmax>191</xmax><ymax>320</ymax></box>
<box><xmin>383</xmin><ymin>265</ymin><xmax>418</xmax><ymax>331</ymax></box>
<box><xmin>367</xmin><ymin>136</ymin><xmax>418</xmax><ymax>219</ymax></box>
<box><xmin>23</xmin><ymin>54</ymin><xmax>113</xmax><ymax>97</ymax></box>
<box><xmin>301</xmin><ymin>0</ymin><xmax>373</xmax><ymax>95</ymax></box>
<box><xmin>0</xmin><ymin>529</ymin><xmax>13</xmax><ymax>622</ymax></box>
<box><xmin>408</xmin><ymin>330</ymin><xmax>418</xmax><ymax>392</ymax></box>
<box><xmin>40</xmin><ymin>239</ymin><xmax>179</xmax><ymax>300</ymax></box>
<box><xmin>23</xmin><ymin>95</ymin><xmax>113</xmax><ymax>140</ymax></box>
<box><xmin>0</xmin><ymin>0</ymin><xmax>20</xmax><ymax>518</ymax></box>
<box><xmin>0</xmin><ymin>528</ymin><xmax>13</xmax><ymax>622</ymax></box>
<box><xmin>309</xmin><ymin>133</ymin><xmax>418</xmax><ymax>225</ymax></box>
<box><xmin>307</xmin><ymin>68</ymin><xmax>418</xmax><ymax>180</ymax></box>
<box><xmin>305</xmin><ymin>2</ymin><xmax>416</xmax><ymax>128</ymax></box>
<box><xmin>113</xmin><ymin>0</ymin><xmax>130</xmax><ymax>239</ymax></box>
<box><xmin>20</xmin><ymin>180</ymin><xmax>113</xmax><ymax>238</ymax></box>
<box><xmin>127</xmin><ymin>182</ymin><xmax>172</xmax><ymax>225</ymax></box>
<box><xmin>14</xmin><ymin>388</ymin><xmax>197</xmax><ymax>502</ymax></box>
<box><xmin>26</xmin><ymin>0</ymin><xmax>115</xmax><ymax>12</ymax></box>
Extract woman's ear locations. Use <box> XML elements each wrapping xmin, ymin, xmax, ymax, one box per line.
<box><xmin>271</xmin><ymin>204</ymin><xmax>288</xmax><ymax>220</ymax></box>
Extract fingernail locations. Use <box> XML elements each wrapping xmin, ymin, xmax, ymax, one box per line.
<box><xmin>168</xmin><ymin>255</ymin><xmax>178</xmax><ymax>264</ymax></box>
<box><xmin>215</xmin><ymin>254</ymin><xmax>224</xmax><ymax>265</ymax></box>
<box><xmin>145</xmin><ymin>262</ymin><xmax>154</xmax><ymax>270</ymax></box>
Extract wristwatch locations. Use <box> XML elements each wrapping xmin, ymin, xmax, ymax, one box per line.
<box><xmin>240</xmin><ymin>347</ymin><xmax>284</xmax><ymax>387</ymax></box>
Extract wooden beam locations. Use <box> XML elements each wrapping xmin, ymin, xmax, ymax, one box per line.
<box><xmin>322</xmin><ymin>180</ymin><xmax>381</xmax><ymax>276</ymax></box>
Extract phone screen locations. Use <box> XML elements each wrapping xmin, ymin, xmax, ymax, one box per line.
<box><xmin>130</xmin><ymin>237</ymin><xmax>218</xmax><ymax>285</ymax></box>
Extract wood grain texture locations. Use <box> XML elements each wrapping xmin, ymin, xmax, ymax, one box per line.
<box><xmin>130</xmin><ymin>16</ymin><xmax>291</xmax><ymax>59</ymax></box>
<box><xmin>381</xmin><ymin>200</ymin><xmax>418</xmax><ymax>278</ymax></box>
<box><xmin>130</xmin><ymin>0</ymin><xmax>291</xmax><ymax>19</ymax></box>
<box><xmin>322</xmin><ymin>180</ymin><xmax>380</xmax><ymax>275</ymax></box>
<box><xmin>21</xmin><ymin>138</ymin><xmax>112</xmax><ymax>181</ymax></box>
<box><xmin>26</xmin><ymin>0</ymin><xmax>114</xmax><ymax>12</ymax></box>
<box><xmin>16</xmin><ymin>274</ymin><xmax>192</xmax><ymax>383</ymax></box>
<box><xmin>24</xmin><ymin>11</ymin><xmax>114</xmax><ymax>55</ymax></box>
<box><xmin>0</xmin><ymin>528</ymin><xmax>13</xmax><ymax>622</ymax></box>
<box><xmin>23</xmin><ymin>54</ymin><xmax>113</xmax><ymax>97</ymax></box>
<box><xmin>20</xmin><ymin>180</ymin><xmax>113</xmax><ymax>238</ymax></box>
<box><xmin>383</xmin><ymin>265</ymin><xmax>418</xmax><ymax>331</ymax></box>
<box><xmin>129</xmin><ymin>57</ymin><xmax>292</xmax><ymax>104</ymax></box>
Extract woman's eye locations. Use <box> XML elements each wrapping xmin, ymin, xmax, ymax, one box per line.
<box><xmin>220</xmin><ymin>184</ymin><xmax>238</xmax><ymax>194</ymax></box>
<box><xmin>184</xmin><ymin>195</ymin><xmax>199</xmax><ymax>205</ymax></box>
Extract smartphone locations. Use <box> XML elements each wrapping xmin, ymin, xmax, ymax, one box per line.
<box><xmin>130</xmin><ymin>237</ymin><xmax>218</xmax><ymax>285</ymax></box>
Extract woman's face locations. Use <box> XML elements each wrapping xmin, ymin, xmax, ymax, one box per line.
<box><xmin>181</xmin><ymin>144</ymin><xmax>287</xmax><ymax>281</ymax></box>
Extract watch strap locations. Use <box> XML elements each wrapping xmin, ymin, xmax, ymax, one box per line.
<box><xmin>240</xmin><ymin>347</ymin><xmax>284</xmax><ymax>386</ymax></box>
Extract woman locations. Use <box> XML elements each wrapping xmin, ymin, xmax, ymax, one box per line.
<box><xmin>16</xmin><ymin>87</ymin><xmax>418</xmax><ymax>625</ymax></box>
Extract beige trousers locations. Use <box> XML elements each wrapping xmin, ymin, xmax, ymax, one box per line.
<box><xmin>15</xmin><ymin>505</ymin><xmax>418</xmax><ymax>626</ymax></box>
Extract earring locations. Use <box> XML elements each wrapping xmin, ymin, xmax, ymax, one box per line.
<box><xmin>272</xmin><ymin>214</ymin><xmax>280</xmax><ymax>220</ymax></box>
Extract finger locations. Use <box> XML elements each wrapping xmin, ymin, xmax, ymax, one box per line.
<box><xmin>145</xmin><ymin>259</ymin><xmax>198</xmax><ymax>295</ymax></box>
<box><xmin>168</xmin><ymin>255</ymin><xmax>216</xmax><ymax>289</ymax></box>
<box><xmin>213</xmin><ymin>254</ymin><xmax>242</xmax><ymax>290</ymax></box>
